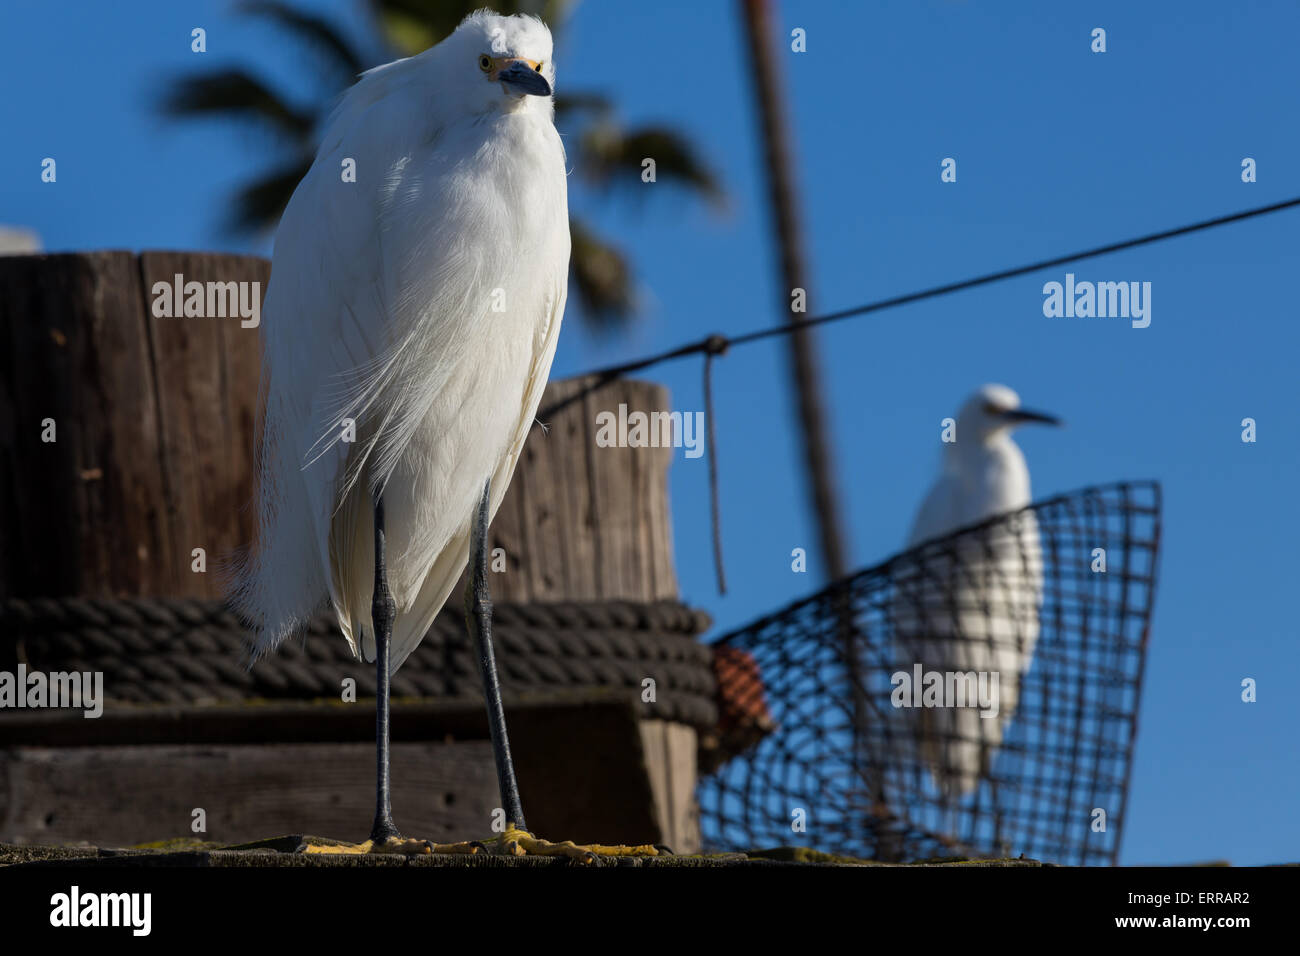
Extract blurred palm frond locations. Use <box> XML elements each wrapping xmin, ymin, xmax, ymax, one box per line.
<box><xmin>581</xmin><ymin>123</ymin><xmax>725</xmax><ymax>207</ymax></box>
<box><xmin>158</xmin><ymin>69</ymin><xmax>315</xmax><ymax>143</ymax></box>
<box><xmin>569</xmin><ymin>217</ymin><xmax>635</xmax><ymax>332</ymax></box>
<box><xmin>225</xmin><ymin>160</ymin><xmax>314</xmax><ymax>236</ymax></box>
<box><xmin>159</xmin><ymin>0</ymin><xmax>723</xmax><ymax>328</ymax></box>
<box><xmin>239</xmin><ymin>0</ymin><xmax>367</xmax><ymax>80</ymax></box>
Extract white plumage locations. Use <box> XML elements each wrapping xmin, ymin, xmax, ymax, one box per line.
<box><xmin>233</xmin><ymin>12</ymin><xmax>569</xmax><ymax>673</ymax></box>
<box><xmin>893</xmin><ymin>384</ymin><xmax>1057</xmax><ymax>798</ymax></box>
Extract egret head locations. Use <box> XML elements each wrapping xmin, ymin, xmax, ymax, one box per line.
<box><xmin>450</xmin><ymin>11</ymin><xmax>556</xmax><ymax>113</ymax></box>
<box><xmin>957</xmin><ymin>384</ymin><xmax>1062</xmax><ymax>444</ymax></box>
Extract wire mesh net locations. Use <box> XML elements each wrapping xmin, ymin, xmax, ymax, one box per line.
<box><xmin>698</xmin><ymin>481</ymin><xmax>1161</xmax><ymax>865</ymax></box>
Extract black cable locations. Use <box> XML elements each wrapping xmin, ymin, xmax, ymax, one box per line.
<box><xmin>572</xmin><ymin>194</ymin><xmax>1300</xmax><ymax>384</ymax></box>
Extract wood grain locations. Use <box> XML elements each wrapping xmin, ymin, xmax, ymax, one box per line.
<box><xmin>0</xmin><ymin>253</ymin><xmax>680</xmax><ymax>604</ymax></box>
<box><xmin>0</xmin><ymin>699</ymin><xmax>664</xmax><ymax>848</ymax></box>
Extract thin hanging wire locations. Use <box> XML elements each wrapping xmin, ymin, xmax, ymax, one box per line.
<box><xmin>702</xmin><ymin>335</ymin><xmax>729</xmax><ymax>594</ymax></box>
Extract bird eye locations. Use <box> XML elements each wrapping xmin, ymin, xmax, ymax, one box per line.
<box><xmin>534</xmin><ymin>61</ymin><xmax>544</xmax><ymax>72</ymax></box>
<box><xmin>984</xmin><ymin>402</ymin><xmax>1001</xmax><ymax>416</ymax></box>
<box><xmin>478</xmin><ymin>55</ymin><xmax>492</xmax><ymax>72</ymax></box>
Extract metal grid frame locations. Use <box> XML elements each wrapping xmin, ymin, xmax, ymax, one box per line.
<box><xmin>698</xmin><ymin>481</ymin><xmax>1161</xmax><ymax>865</ymax></box>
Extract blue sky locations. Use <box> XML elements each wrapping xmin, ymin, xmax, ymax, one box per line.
<box><xmin>3</xmin><ymin>0</ymin><xmax>1296</xmax><ymax>865</ymax></box>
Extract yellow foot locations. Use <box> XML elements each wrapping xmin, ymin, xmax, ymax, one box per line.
<box><xmin>497</xmin><ymin>825</ymin><xmax>666</xmax><ymax>863</ymax></box>
<box><xmin>299</xmin><ymin>835</ymin><xmax>484</xmax><ymax>856</ymax></box>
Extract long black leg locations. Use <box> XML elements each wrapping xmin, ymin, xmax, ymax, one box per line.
<box><xmin>465</xmin><ymin>477</ymin><xmax>526</xmax><ymax>830</ymax></box>
<box><xmin>370</xmin><ymin>491</ymin><xmax>400</xmax><ymax>843</ymax></box>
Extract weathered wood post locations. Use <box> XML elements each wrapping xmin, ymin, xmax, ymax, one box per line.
<box><xmin>0</xmin><ymin>252</ymin><xmax>710</xmax><ymax>852</ymax></box>
<box><xmin>0</xmin><ymin>252</ymin><xmax>263</xmax><ymax>599</ymax></box>
<box><xmin>0</xmin><ymin>252</ymin><xmax>681</xmax><ymax>603</ymax></box>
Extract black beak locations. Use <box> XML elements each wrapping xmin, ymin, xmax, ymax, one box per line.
<box><xmin>498</xmin><ymin>62</ymin><xmax>551</xmax><ymax>97</ymax></box>
<box><xmin>1002</xmin><ymin>408</ymin><xmax>1063</xmax><ymax>427</ymax></box>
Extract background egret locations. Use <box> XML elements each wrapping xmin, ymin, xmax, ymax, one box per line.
<box><xmin>893</xmin><ymin>384</ymin><xmax>1060</xmax><ymax>798</ymax></box>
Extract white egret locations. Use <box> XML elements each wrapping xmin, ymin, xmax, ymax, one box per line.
<box><xmin>232</xmin><ymin>11</ymin><xmax>651</xmax><ymax>859</ymax></box>
<box><xmin>893</xmin><ymin>384</ymin><xmax>1060</xmax><ymax>799</ymax></box>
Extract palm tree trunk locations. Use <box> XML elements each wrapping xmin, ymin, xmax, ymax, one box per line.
<box><xmin>737</xmin><ymin>0</ymin><xmax>848</xmax><ymax>584</ymax></box>
<box><xmin>739</xmin><ymin>0</ymin><xmax>879</xmax><ymax>851</ymax></box>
